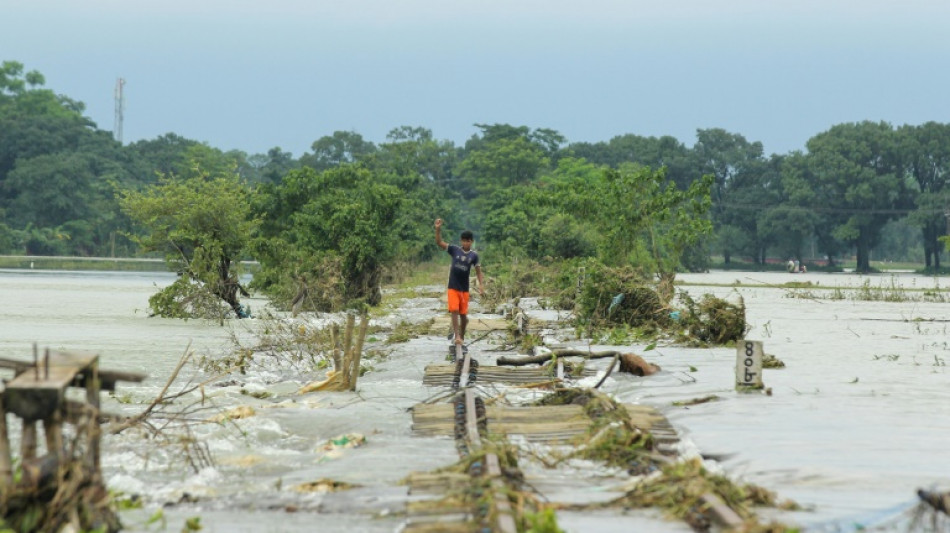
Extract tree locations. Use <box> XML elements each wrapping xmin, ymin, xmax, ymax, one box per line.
<box><xmin>371</xmin><ymin>126</ymin><xmax>458</xmax><ymax>183</ymax></box>
<box><xmin>756</xmin><ymin>205</ymin><xmax>815</xmax><ymax>263</ymax></box>
<box><xmin>125</xmin><ymin>133</ymin><xmax>202</xmax><ymax>180</ymax></box>
<box><xmin>722</xmin><ymin>154</ymin><xmax>786</xmax><ymax>263</ymax></box>
<box><xmin>251</xmin><ymin>164</ymin><xmax>401</xmax><ymax>311</ymax></box>
<box><xmin>899</xmin><ymin>122</ymin><xmax>950</xmax><ymax>269</ymax></box>
<box><xmin>479</xmin><ymin>156</ymin><xmax>713</xmax><ymax>273</ymax></box>
<box><xmin>118</xmin><ymin>169</ymin><xmax>256</xmax><ymax>318</ymax></box>
<box><xmin>457</xmin><ymin>135</ymin><xmax>548</xmax><ymax>198</ymax></box>
<box><xmin>299</xmin><ymin>131</ymin><xmax>376</xmax><ymax>172</ymax></box>
<box><xmin>801</xmin><ymin>122</ymin><xmax>908</xmax><ymax>272</ymax></box>
<box><xmin>3</xmin><ymin>151</ymin><xmax>128</xmax><ymax>255</ymax></box>
<box><xmin>780</xmin><ymin>151</ymin><xmax>847</xmax><ymax>266</ymax></box>
<box><xmin>692</xmin><ymin>128</ymin><xmax>767</xmax><ymax>264</ymax></box>
<box><xmin>248</xmin><ymin>147</ymin><xmax>299</xmax><ymax>185</ymax></box>
<box><xmin>479</xmin><ymin>157</ymin><xmax>602</xmax><ymax>260</ymax></box>
<box><xmin>364</xmin><ymin>129</ymin><xmax>461</xmax><ymax>263</ymax></box>
<box><xmin>569</xmin><ymin>134</ymin><xmax>695</xmax><ymax>189</ymax></box>
<box><xmin>593</xmin><ymin>165</ymin><xmax>713</xmax><ymax>273</ymax></box>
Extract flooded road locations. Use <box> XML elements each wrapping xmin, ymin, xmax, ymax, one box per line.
<box><xmin>0</xmin><ymin>269</ymin><xmax>948</xmax><ymax>532</ymax></box>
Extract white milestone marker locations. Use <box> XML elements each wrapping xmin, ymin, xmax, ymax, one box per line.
<box><xmin>736</xmin><ymin>340</ymin><xmax>764</xmax><ymax>390</ymax></box>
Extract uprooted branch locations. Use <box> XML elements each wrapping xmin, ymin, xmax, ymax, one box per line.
<box><xmin>497</xmin><ymin>349</ymin><xmax>621</xmax><ymax>366</ymax></box>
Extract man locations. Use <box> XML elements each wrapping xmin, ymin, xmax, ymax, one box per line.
<box><xmin>434</xmin><ymin>218</ymin><xmax>484</xmax><ymax>351</ymax></box>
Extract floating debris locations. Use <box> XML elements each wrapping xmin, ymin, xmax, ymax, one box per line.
<box><xmin>293</xmin><ymin>478</ymin><xmax>359</xmax><ymax>493</ymax></box>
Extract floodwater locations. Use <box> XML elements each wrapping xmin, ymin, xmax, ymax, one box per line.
<box><xmin>0</xmin><ymin>268</ymin><xmax>948</xmax><ymax>532</ymax></box>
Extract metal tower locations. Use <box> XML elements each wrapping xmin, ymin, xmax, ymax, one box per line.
<box><xmin>113</xmin><ymin>78</ymin><xmax>125</xmax><ymax>144</ymax></box>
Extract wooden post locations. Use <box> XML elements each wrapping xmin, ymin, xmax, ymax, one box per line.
<box><xmin>43</xmin><ymin>412</ymin><xmax>64</xmax><ymax>461</ymax></box>
<box><xmin>330</xmin><ymin>324</ymin><xmax>342</xmax><ymax>372</ymax></box>
<box><xmin>573</xmin><ymin>266</ymin><xmax>586</xmax><ymax>315</ymax></box>
<box><xmin>0</xmin><ymin>396</ymin><xmax>12</xmax><ymax>489</ymax></box>
<box><xmin>348</xmin><ymin>313</ymin><xmax>369</xmax><ymax>392</ymax></box>
<box><xmin>21</xmin><ymin>421</ymin><xmax>37</xmax><ymax>461</ymax></box>
<box><xmin>341</xmin><ymin>314</ymin><xmax>356</xmax><ymax>388</ymax></box>
<box><xmin>736</xmin><ymin>339</ymin><xmax>764</xmax><ymax>390</ymax></box>
<box><xmin>85</xmin><ymin>358</ymin><xmax>102</xmax><ymax>481</ymax></box>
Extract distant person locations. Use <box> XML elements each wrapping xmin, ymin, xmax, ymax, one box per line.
<box><xmin>787</xmin><ymin>260</ymin><xmax>796</xmax><ymax>273</ymax></box>
<box><xmin>434</xmin><ymin>219</ymin><xmax>484</xmax><ymax>351</ymax></box>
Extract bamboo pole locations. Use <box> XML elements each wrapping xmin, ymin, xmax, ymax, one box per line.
<box><xmin>341</xmin><ymin>314</ymin><xmax>356</xmax><ymax>387</ymax></box>
<box><xmin>0</xmin><ymin>397</ymin><xmax>12</xmax><ymax>489</ymax></box>
<box><xmin>348</xmin><ymin>313</ymin><xmax>369</xmax><ymax>391</ymax></box>
<box><xmin>85</xmin><ymin>358</ymin><xmax>101</xmax><ymax>481</ymax></box>
<box><xmin>343</xmin><ymin>315</ymin><xmax>355</xmax><ymax>386</ymax></box>
<box><xmin>330</xmin><ymin>324</ymin><xmax>342</xmax><ymax>372</ymax></box>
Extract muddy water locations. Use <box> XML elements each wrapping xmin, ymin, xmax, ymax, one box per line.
<box><xmin>1</xmin><ymin>269</ymin><xmax>948</xmax><ymax>532</ymax></box>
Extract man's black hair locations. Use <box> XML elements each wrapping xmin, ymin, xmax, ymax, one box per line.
<box><xmin>460</xmin><ymin>230</ymin><xmax>474</xmax><ymax>241</ymax></box>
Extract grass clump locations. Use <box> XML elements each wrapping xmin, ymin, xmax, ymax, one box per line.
<box><xmin>385</xmin><ymin>319</ymin><xmax>434</xmax><ymax>344</ymax></box>
<box><xmin>615</xmin><ymin>458</ymin><xmax>800</xmax><ymax>532</ymax></box>
<box><xmin>575</xmin><ymin>262</ymin><xmax>671</xmax><ymax>329</ymax></box>
<box><xmin>677</xmin><ymin>293</ymin><xmax>747</xmax><ymax>345</ymax></box>
<box><xmin>535</xmin><ymin>389</ymin><xmax>664</xmax><ymax>475</ymax></box>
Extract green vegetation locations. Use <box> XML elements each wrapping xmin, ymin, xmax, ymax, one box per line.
<box><xmin>615</xmin><ymin>458</ymin><xmax>800</xmax><ymax>531</ymax></box>
<box><xmin>249</xmin><ymin>165</ymin><xmax>403</xmax><ymax>311</ymax></box>
<box><xmin>118</xmin><ymin>169</ymin><xmax>256</xmax><ymax>318</ymax></box>
<box><xmin>5</xmin><ymin>59</ymin><xmax>950</xmax><ymax>318</ymax></box>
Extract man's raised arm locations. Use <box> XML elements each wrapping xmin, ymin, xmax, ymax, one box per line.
<box><xmin>434</xmin><ymin>218</ymin><xmax>448</xmax><ymax>250</ymax></box>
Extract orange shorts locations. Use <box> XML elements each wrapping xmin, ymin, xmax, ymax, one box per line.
<box><xmin>447</xmin><ymin>289</ymin><xmax>470</xmax><ymax>315</ymax></box>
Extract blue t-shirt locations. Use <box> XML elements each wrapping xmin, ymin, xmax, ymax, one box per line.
<box><xmin>447</xmin><ymin>244</ymin><xmax>479</xmax><ymax>292</ymax></box>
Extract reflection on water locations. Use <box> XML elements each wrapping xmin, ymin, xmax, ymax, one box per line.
<box><xmin>0</xmin><ymin>269</ymin><xmax>948</xmax><ymax>532</ymax></box>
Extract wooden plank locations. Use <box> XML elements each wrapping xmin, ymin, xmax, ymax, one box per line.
<box><xmin>458</xmin><ymin>349</ymin><xmax>470</xmax><ymax>388</ymax></box>
<box><xmin>485</xmin><ymin>454</ymin><xmax>518</xmax><ymax>533</ymax></box>
<box><xmin>412</xmin><ymin>402</ymin><xmax>679</xmax><ymax>447</ymax></box>
<box><xmin>464</xmin><ymin>390</ymin><xmax>480</xmax><ymax>446</ymax></box>
<box><xmin>5</xmin><ymin>364</ymin><xmax>81</xmax><ymax>421</ymax></box>
<box><xmin>0</xmin><ymin>355</ymin><xmax>146</xmax><ymax>389</ymax></box>
<box><xmin>700</xmin><ymin>493</ymin><xmax>744</xmax><ymax>529</ymax></box>
<box><xmin>423</xmin><ymin>364</ymin><xmax>594</xmax><ymax>386</ymax></box>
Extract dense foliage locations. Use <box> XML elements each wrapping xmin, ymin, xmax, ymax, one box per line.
<box><xmin>118</xmin><ymin>169</ymin><xmax>256</xmax><ymax>318</ymax></box>
<box><xmin>250</xmin><ymin>165</ymin><xmax>402</xmax><ymax>311</ymax></box>
<box><xmin>4</xmin><ymin>59</ymin><xmax>950</xmax><ymax>314</ymax></box>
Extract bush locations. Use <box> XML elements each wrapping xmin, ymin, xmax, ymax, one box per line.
<box><xmin>678</xmin><ymin>293</ymin><xmax>747</xmax><ymax>344</ymax></box>
<box><xmin>575</xmin><ymin>260</ymin><xmax>672</xmax><ymax>328</ymax></box>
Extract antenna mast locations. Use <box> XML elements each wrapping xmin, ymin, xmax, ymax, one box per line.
<box><xmin>113</xmin><ymin>78</ymin><xmax>125</xmax><ymax>144</ymax></box>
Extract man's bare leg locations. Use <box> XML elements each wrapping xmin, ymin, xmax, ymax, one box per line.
<box><xmin>451</xmin><ymin>312</ymin><xmax>462</xmax><ymax>345</ymax></box>
<box><xmin>460</xmin><ymin>314</ymin><xmax>468</xmax><ymax>344</ymax></box>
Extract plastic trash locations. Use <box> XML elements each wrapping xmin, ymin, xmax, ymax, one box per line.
<box><xmin>608</xmin><ymin>293</ymin><xmax>625</xmax><ymax>314</ymax></box>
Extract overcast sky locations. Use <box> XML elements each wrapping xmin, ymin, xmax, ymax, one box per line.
<box><xmin>4</xmin><ymin>0</ymin><xmax>949</xmax><ymax>157</ymax></box>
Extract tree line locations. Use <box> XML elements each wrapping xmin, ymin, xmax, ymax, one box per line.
<box><xmin>3</xmin><ymin>60</ymin><xmax>950</xmax><ymax>299</ymax></box>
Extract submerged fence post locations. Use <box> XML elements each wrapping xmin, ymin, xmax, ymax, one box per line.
<box><xmin>0</xmin><ymin>396</ymin><xmax>11</xmax><ymax>490</ymax></box>
<box><xmin>735</xmin><ymin>340</ymin><xmax>764</xmax><ymax>391</ymax></box>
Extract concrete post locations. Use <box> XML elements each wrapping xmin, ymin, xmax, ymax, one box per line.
<box><xmin>736</xmin><ymin>340</ymin><xmax>764</xmax><ymax>390</ymax></box>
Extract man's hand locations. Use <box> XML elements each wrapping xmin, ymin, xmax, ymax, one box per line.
<box><xmin>434</xmin><ymin>218</ymin><xmax>448</xmax><ymax>249</ymax></box>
